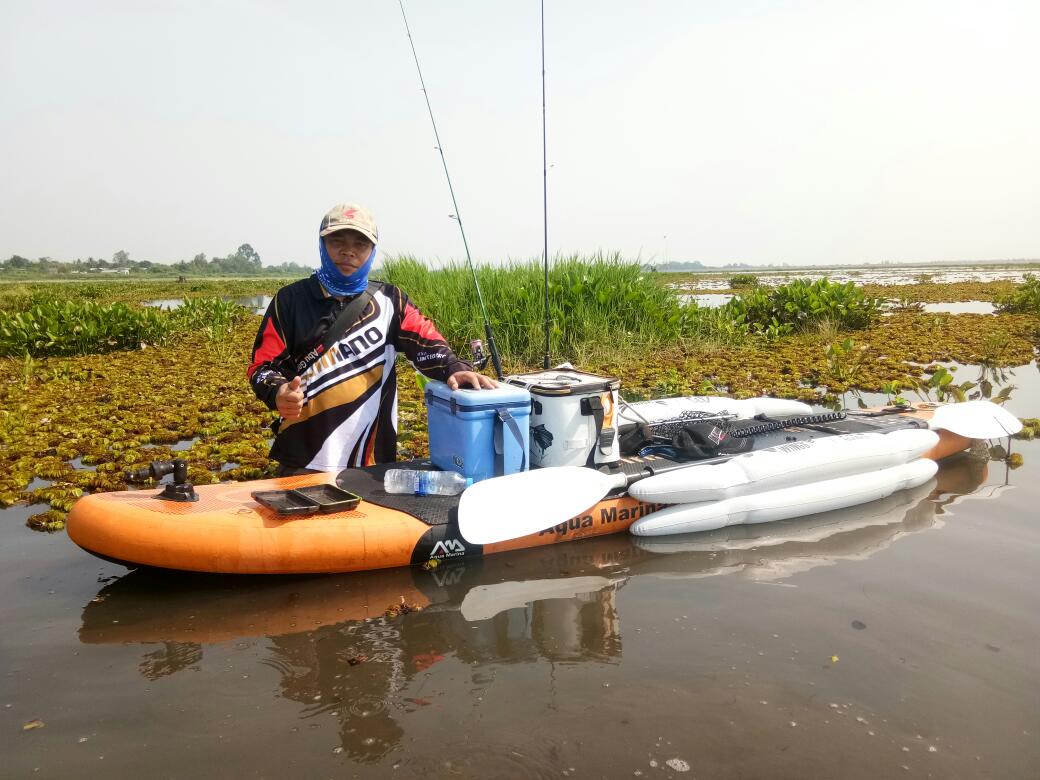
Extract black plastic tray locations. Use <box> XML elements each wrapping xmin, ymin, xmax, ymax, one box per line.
<box><xmin>251</xmin><ymin>489</ymin><xmax>319</xmax><ymax>515</ymax></box>
<box><xmin>292</xmin><ymin>484</ymin><xmax>361</xmax><ymax>513</ymax></box>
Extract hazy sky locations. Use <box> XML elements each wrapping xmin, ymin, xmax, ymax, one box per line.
<box><xmin>2</xmin><ymin>0</ymin><xmax>1038</xmax><ymax>267</ymax></box>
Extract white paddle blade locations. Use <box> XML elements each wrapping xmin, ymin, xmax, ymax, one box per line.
<box><xmin>458</xmin><ymin>467</ymin><xmax>614</xmax><ymax>545</ymax></box>
<box><xmin>928</xmin><ymin>400</ymin><xmax>1022</xmax><ymax>439</ymax></box>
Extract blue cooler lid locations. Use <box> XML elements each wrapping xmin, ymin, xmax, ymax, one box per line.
<box><xmin>424</xmin><ymin>380</ymin><xmax>531</xmax><ymax>412</ymax></box>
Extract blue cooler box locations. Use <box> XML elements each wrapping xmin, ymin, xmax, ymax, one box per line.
<box><xmin>424</xmin><ymin>381</ymin><xmax>531</xmax><ymax>483</ymax></box>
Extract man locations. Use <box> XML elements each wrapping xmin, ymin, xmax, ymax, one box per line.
<box><xmin>249</xmin><ymin>202</ymin><xmax>496</xmax><ymax>475</ymax></box>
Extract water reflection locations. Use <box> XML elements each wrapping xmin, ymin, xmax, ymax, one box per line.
<box><xmin>78</xmin><ymin>453</ymin><xmax>995</xmax><ymax>761</ymax></box>
<box><xmin>82</xmin><ymin>561</ymin><xmax>623</xmax><ymax>762</ymax></box>
<box><xmin>143</xmin><ymin>295</ymin><xmax>271</xmax><ymax>315</ymax></box>
<box><xmin>234</xmin><ymin>295</ymin><xmax>272</xmax><ymax>314</ymax></box>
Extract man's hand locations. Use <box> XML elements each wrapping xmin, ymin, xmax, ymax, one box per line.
<box><xmin>276</xmin><ymin>376</ymin><xmax>306</xmax><ymax>419</ymax></box>
<box><xmin>447</xmin><ymin>371</ymin><xmax>498</xmax><ymax>391</ymax></box>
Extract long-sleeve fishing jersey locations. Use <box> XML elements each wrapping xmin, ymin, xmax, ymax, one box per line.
<box><xmin>248</xmin><ymin>276</ymin><xmax>472</xmax><ymax>471</ymax></box>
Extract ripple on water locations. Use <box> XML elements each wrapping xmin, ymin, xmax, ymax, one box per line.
<box><xmin>392</xmin><ymin>740</ymin><xmax>562</xmax><ymax>779</ymax></box>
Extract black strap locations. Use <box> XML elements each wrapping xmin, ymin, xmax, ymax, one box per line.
<box><xmin>289</xmin><ymin>282</ymin><xmax>375</xmax><ymax>376</ymax></box>
<box><xmin>580</xmin><ymin>395</ymin><xmax>616</xmax><ymax>457</ymax></box>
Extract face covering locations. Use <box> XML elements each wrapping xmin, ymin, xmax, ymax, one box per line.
<box><xmin>314</xmin><ymin>235</ymin><xmax>377</xmax><ymax>297</ymax></box>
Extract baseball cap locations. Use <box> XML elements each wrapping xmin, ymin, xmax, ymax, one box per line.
<box><xmin>319</xmin><ymin>203</ymin><xmax>378</xmax><ymax>244</ymax></box>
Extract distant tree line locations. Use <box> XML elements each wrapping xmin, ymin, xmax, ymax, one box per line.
<box><xmin>0</xmin><ymin>244</ymin><xmax>313</xmax><ymax>277</ymax></box>
<box><xmin>646</xmin><ymin>261</ymin><xmax>755</xmax><ymax>272</ymax></box>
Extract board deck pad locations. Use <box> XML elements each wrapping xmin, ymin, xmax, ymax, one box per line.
<box><xmin>336</xmin><ymin>460</ymin><xmax>460</xmax><ymax>526</ymax></box>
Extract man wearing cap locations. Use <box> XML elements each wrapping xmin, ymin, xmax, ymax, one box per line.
<box><xmin>248</xmin><ymin>203</ymin><xmax>496</xmax><ymax>475</ymax></box>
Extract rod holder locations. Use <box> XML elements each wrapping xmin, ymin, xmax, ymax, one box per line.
<box><xmin>125</xmin><ymin>459</ymin><xmax>199</xmax><ymax>503</ymax></box>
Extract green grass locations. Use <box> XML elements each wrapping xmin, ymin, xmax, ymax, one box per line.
<box><xmin>381</xmin><ymin>253</ymin><xmax>724</xmax><ymax>364</ymax></box>
<box><xmin>0</xmin><ymin>259</ymin><xmax>899</xmax><ymax>362</ymax></box>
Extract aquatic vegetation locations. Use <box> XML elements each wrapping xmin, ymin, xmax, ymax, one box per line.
<box><xmin>0</xmin><ymin>278</ymin><xmax>286</xmax><ymax>308</ymax></box>
<box><xmin>987</xmin><ymin>443</ymin><xmax>1025</xmax><ymax>470</ymax></box>
<box><xmin>0</xmin><ymin>296</ymin><xmax>251</xmax><ymax>358</ymax></box>
<box><xmin>870</xmin><ymin>312</ymin><xmax>1036</xmax><ymax>366</ymax></box>
<box><xmin>1014</xmin><ymin>418</ymin><xmax>1039</xmax><ymax>441</ymax></box>
<box><xmin>167</xmin><ymin>296</ymin><xmax>251</xmax><ymax>333</ymax></box>
<box><xmin>861</xmin><ymin>280</ymin><xmax>1018</xmax><ymax>303</ymax></box>
<box><xmin>721</xmin><ymin>278</ymin><xmax>882</xmax><ymax>336</ymax></box>
<box><xmin>916</xmin><ymin>366</ymin><xmax>977</xmax><ymax>403</ymax></box>
<box><xmin>995</xmin><ymin>274</ymin><xmax>1040</xmax><ymax>316</ymax></box>
<box><xmin>26</xmin><ymin>509</ymin><xmax>66</xmax><ymax>532</ymax></box>
<box><xmin>880</xmin><ymin>380</ymin><xmax>911</xmax><ymax>407</ymax></box>
<box><xmin>0</xmin><ymin>319</ymin><xmax>276</xmax><ymax>521</ymax></box>
<box><xmin>727</xmin><ymin>273</ymin><xmax>759</xmax><ymax>288</ymax></box>
<box><xmin>823</xmin><ymin>338</ymin><xmax>870</xmax><ymax>406</ymax></box>
<box><xmin>0</xmin><ymin>299</ymin><xmax>168</xmax><ymax>357</ymax></box>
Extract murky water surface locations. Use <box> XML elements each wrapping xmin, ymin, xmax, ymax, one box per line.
<box><xmin>3</xmin><ymin>371</ymin><xmax>1038</xmax><ymax>778</ymax></box>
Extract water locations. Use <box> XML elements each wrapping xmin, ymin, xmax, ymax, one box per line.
<box><xmin>3</xmin><ymin>376</ymin><xmax>1038</xmax><ymax>777</ymax></box>
<box><xmin>680</xmin><ymin>293</ymin><xmax>733</xmax><ymax>308</ymax></box>
<box><xmin>678</xmin><ymin>296</ymin><xmax>1000</xmax><ymax>313</ymax></box>
<box><xmin>143</xmin><ymin>295</ymin><xmax>272</xmax><ymax>315</ymax></box>
<box><xmin>672</xmin><ymin>266</ymin><xmax>1034</xmax><ymax>291</ymax></box>
<box><xmin>921</xmin><ymin>301</ymin><xmax>996</xmax><ymax>315</ymax></box>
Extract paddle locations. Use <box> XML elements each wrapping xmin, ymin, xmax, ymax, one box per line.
<box><xmin>926</xmin><ymin>400</ymin><xmax>1022</xmax><ymax>439</ymax></box>
<box><xmin>457</xmin><ymin>400</ymin><xmax>1019</xmax><ymax>545</ymax></box>
<box><xmin>458</xmin><ymin>467</ymin><xmax>620</xmax><ymax>545</ymax></box>
<box><xmin>457</xmin><ymin>457</ymin><xmax>704</xmax><ymax>545</ymax></box>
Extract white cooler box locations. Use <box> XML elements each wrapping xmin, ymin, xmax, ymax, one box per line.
<box><xmin>505</xmin><ymin>368</ymin><xmax>621</xmax><ymax>467</ymax></box>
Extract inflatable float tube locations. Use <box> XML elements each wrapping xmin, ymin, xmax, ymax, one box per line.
<box><xmin>629</xmin><ymin>459</ymin><xmax>939</xmax><ymax>537</ymax></box>
<box><xmin>628</xmin><ymin>428</ymin><xmax>939</xmax><ymax>504</ymax></box>
<box><xmin>66</xmin><ymin>404</ymin><xmax>971</xmax><ymax>574</ymax></box>
<box><xmin>621</xmin><ymin>395</ymin><xmax>813</xmax><ymax>422</ymax></box>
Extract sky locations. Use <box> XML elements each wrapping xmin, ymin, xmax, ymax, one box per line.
<box><xmin>1</xmin><ymin>0</ymin><xmax>1038</xmax><ymax>268</ymax></box>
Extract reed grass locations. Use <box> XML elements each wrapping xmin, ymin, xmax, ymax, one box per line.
<box><xmin>380</xmin><ymin>253</ymin><xmax>707</xmax><ymax>363</ymax></box>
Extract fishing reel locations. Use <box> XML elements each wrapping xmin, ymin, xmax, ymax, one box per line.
<box><xmin>469</xmin><ymin>339</ymin><xmax>491</xmax><ymax>371</ymax></box>
<box><xmin>125</xmin><ymin>459</ymin><xmax>199</xmax><ymax>503</ymax></box>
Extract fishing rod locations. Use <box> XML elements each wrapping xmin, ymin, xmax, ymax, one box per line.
<box><xmin>540</xmin><ymin>0</ymin><xmax>551</xmax><ymax>370</ymax></box>
<box><xmin>397</xmin><ymin>0</ymin><xmax>504</xmax><ymax>380</ymax></box>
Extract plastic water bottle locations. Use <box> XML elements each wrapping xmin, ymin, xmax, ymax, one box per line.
<box><xmin>383</xmin><ymin>469</ymin><xmax>472</xmax><ymax>496</ymax></box>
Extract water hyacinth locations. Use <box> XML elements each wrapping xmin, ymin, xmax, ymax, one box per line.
<box><xmin>995</xmin><ymin>274</ymin><xmax>1040</xmax><ymax>316</ymax></box>
<box><xmin>0</xmin><ymin>297</ymin><xmax>253</xmax><ymax>357</ymax></box>
<box><xmin>0</xmin><ymin>300</ymin><xmax>169</xmax><ymax>356</ymax></box>
<box><xmin>720</xmin><ymin>278</ymin><xmax>883</xmax><ymax>338</ymax></box>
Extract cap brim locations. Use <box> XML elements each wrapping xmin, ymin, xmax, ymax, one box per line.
<box><xmin>319</xmin><ymin>225</ymin><xmax>378</xmax><ymax>244</ymax></box>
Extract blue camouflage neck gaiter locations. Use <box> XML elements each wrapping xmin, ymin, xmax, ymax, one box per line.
<box><xmin>314</xmin><ymin>235</ymin><xmax>376</xmax><ymax>297</ymax></box>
